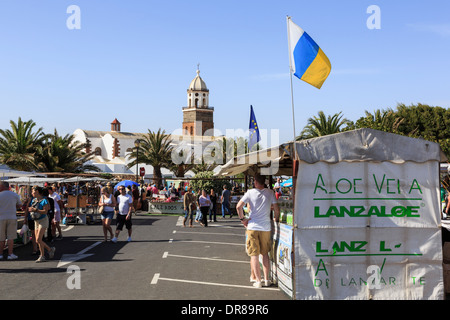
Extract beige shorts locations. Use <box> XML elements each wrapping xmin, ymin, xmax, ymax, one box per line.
<box><xmin>0</xmin><ymin>219</ymin><xmax>17</xmax><ymax>241</ymax></box>
<box><xmin>34</xmin><ymin>215</ymin><xmax>49</xmax><ymax>230</ymax></box>
<box><xmin>246</xmin><ymin>230</ymin><xmax>272</xmax><ymax>256</ymax></box>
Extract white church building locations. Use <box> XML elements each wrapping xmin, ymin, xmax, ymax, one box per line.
<box><xmin>72</xmin><ymin>68</ymin><xmax>223</xmax><ymax>180</ymax></box>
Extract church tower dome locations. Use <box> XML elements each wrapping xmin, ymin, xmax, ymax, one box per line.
<box><xmin>189</xmin><ymin>69</ymin><xmax>208</xmax><ymax>91</ymax></box>
<box><xmin>182</xmin><ymin>65</ymin><xmax>214</xmax><ymax>136</ymax></box>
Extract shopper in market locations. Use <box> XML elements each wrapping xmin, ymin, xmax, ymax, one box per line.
<box><xmin>0</xmin><ymin>181</ymin><xmax>22</xmax><ymax>260</ymax></box>
<box><xmin>182</xmin><ymin>186</ymin><xmax>196</xmax><ymax>227</ymax></box>
<box><xmin>209</xmin><ymin>189</ymin><xmax>217</xmax><ymax>222</ymax></box>
<box><xmin>48</xmin><ymin>186</ymin><xmax>64</xmax><ymax>240</ymax></box>
<box><xmin>132</xmin><ymin>184</ymin><xmax>140</xmax><ymax>214</ymax></box>
<box><xmin>28</xmin><ymin>186</ymin><xmax>56</xmax><ymax>263</ymax></box>
<box><xmin>111</xmin><ymin>186</ymin><xmax>133</xmax><ymax>243</ymax></box>
<box><xmin>198</xmin><ymin>189</ymin><xmax>211</xmax><ymax>227</ymax></box>
<box><xmin>22</xmin><ymin>187</ymin><xmax>38</xmax><ymax>255</ymax></box>
<box><xmin>221</xmin><ymin>184</ymin><xmax>232</xmax><ymax>218</ymax></box>
<box><xmin>236</xmin><ymin>174</ymin><xmax>280</xmax><ymax>288</ymax></box>
<box><xmin>99</xmin><ymin>186</ymin><xmax>117</xmax><ymax>242</ymax></box>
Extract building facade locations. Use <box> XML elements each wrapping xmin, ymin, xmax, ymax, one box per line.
<box><xmin>73</xmin><ymin>68</ymin><xmax>221</xmax><ymax>179</ymax></box>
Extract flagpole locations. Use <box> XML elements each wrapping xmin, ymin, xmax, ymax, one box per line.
<box><xmin>286</xmin><ymin>15</ymin><xmax>298</xmax><ymax>160</ymax></box>
<box><xmin>286</xmin><ymin>15</ymin><xmax>298</xmax><ymax>300</ymax></box>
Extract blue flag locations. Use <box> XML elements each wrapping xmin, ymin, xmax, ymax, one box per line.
<box><xmin>248</xmin><ymin>105</ymin><xmax>260</xmax><ymax>152</ymax></box>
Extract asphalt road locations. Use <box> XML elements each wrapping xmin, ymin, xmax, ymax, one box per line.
<box><xmin>0</xmin><ymin>213</ymin><xmax>289</xmax><ymax>301</ymax></box>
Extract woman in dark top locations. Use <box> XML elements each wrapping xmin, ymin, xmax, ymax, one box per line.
<box><xmin>209</xmin><ymin>189</ymin><xmax>217</xmax><ymax>222</ymax></box>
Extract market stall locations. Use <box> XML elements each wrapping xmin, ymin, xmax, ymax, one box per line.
<box><xmin>216</xmin><ymin>128</ymin><xmax>449</xmax><ymax>300</ymax></box>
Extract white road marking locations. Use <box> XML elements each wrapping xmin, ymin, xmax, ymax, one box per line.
<box><xmin>62</xmin><ymin>225</ymin><xmax>74</xmax><ymax>232</ymax></box>
<box><xmin>57</xmin><ymin>241</ymin><xmax>102</xmax><ymax>268</ymax></box>
<box><xmin>175</xmin><ymin>230</ymin><xmax>245</xmax><ymax>237</ymax></box>
<box><xmin>151</xmin><ymin>273</ymin><xmax>160</xmax><ymax>284</ymax></box>
<box><xmin>151</xmin><ymin>274</ymin><xmax>278</xmax><ymax>290</ymax></box>
<box><xmin>164</xmin><ymin>252</ymin><xmax>248</xmax><ymax>264</ymax></box>
<box><xmin>174</xmin><ymin>240</ymin><xmax>244</xmax><ymax>246</ymax></box>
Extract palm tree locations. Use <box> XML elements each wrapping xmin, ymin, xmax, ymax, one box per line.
<box><xmin>298</xmin><ymin>111</ymin><xmax>352</xmax><ymax>140</ymax></box>
<box><xmin>37</xmin><ymin>129</ymin><xmax>100</xmax><ymax>173</ymax></box>
<box><xmin>355</xmin><ymin>109</ymin><xmax>404</xmax><ymax>133</ymax></box>
<box><xmin>0</xmin><ymin>117</ymin><xmax>48</xmax><ymax>171</ymax></box>
<box><xmin>127</xmin><ymin>128</ymin><xmax>173</xmax><ymax>187</ymax></box>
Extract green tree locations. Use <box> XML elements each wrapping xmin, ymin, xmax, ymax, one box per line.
<box><xmin>189</xmin><ymin>170</ymin><xmax>232</xmax><ymax>195</ymax></box>
<box><xmin>127</xmin><ymin>128</ymin><xmax>173</xmax><ymax>187</ymax></box>
<box><xmin>355</xmin><ymin>108</ymin><xmax>404</xmax><ymax>133</ymax></box>
<box><xmin>0</xmin><ymin>117</ymin><xmax>48</xmax><ymax>171</ymax></box>
<box><xmin>37</xmin><ymin>129</ymin><xmax>100</xmax><ymax>173</ymax></box>
<box><xmin>394</xmin><ymin>103</ymin><xmax>450</xmax><ymax>157</ymax></box>
<box><xmin>298</xmin><ymin>111</ymin><xmax>353</xmax><ymax>140</ymax></box>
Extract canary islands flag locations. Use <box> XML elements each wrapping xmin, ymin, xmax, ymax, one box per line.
<box><xmin>288</xmin><ymin>18</ymin><xmax>331</xmax><ymax>89</ymax></box>
<box><xmin>248</xmin><ymin>105</ymin><xmax>260</xmax><ymax>152</ymax></box>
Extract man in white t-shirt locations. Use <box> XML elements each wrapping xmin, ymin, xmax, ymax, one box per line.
<box><xmin>0</xmin><ymin>181</ymin><xmax>22</xmax><ymax>260</ymax></box>
<box><xmin>112</xmin><ymin>185</ymin><xmax>133</xmax><ymax>243</ymax></box>
<box><xmin>236</xmin><ymin>174</ymin><xmax>279</xmax><ymax>288</ymax></box>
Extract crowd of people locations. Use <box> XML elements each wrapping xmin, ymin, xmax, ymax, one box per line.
<box><xmin>0</xmin><ymin>182</ymin><xmax>58</xmax><ymax>262</ymax></box>
<box><xmin>1</xmin><ymin>173</ymin><xmax>286</xmax><ymax>292</ymax></box>
<box><xmin>182</xmin><ymin>185</ymin><xmax>234</xmax><ymax>228</ymax></box>
<box><xmin>0</xmin><ymin>179</ymin><xmax>242</xmax><ymax>260</ymax></box>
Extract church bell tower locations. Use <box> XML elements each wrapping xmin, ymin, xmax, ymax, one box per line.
<box><xmin>182</xmin><ymin>65</ymin><xmax>214</xmax><ymax>136</ymax></box>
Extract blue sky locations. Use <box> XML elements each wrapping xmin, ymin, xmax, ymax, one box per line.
<box><xmin>0</xmin><ymin>0</ymin><xmax>449</xmax><ymax>146</ymax></box>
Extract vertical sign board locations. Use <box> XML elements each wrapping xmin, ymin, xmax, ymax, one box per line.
<box><xmin>276</xmin><ymin>223</ymin><xmax>294</xmax><ymax>298</ymax></box>
<box><xmin>294</xmin><ymin>161</ymin><xmax>444</xmax><ymax>299</ymax></box>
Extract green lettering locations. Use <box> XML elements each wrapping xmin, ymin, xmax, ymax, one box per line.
<box><xmin>326</xmin><ymin>206</ymin><xmax>342</xmax><ymax>217</ymax></box>
<box><xmin>367</xmin><ymin>206</ymin><xmax>385</xmax><ymax>216</ymax></box>
<box><xmin>315</xmin><ymin>259</ymin><xmax>328</xmax><ymax>276</ymax></box>
<box><xmin>336</xmin><ymin>178</ymin><xmax>352</xmax><ymax>194</ymax></box>
<box><xmin>408</xmin><ymin>179</ymin><xmax>422</xmax><ymax>194</ymax></box>
<box><xmin>373</xmin><ymin>174</ymin><xmax>385</xmax><ymax>193</ymax></box>
<box><xmin>352</xmin><ymin>206</ymin><xmax>365</xmax><ymax>216</ymax></box>
<box><xmin>406</xmin><ymin>206</ymin><xmax>420</xmax><ymax>217</ymax></box>
<box><xmin>391</xmin><ymin>206</ymin><xmax>406</xmax><ymax>217</ymax></box>
<box><xmin>316</xmin><ymin>242</ymin><xmax>327</xmax><ymax>253</ymax></box>
<box><xmin>386</xmin><ymin>179</ymin><xmax>396</xmax><ymax>194</ymax></box>
<box><xmin>353</xmin><ymin>178</ymin><xmax>363</xmax><ymax>194</ymax></box>
<box><xmin>380</xmin><ymin>241</ymin><xmax>392</xmax><ymax>252</ymax></box>
<box><xmin>314</xmin><ymin>174</ymin><xmax>328</xmax><ymax>194</ymax></box>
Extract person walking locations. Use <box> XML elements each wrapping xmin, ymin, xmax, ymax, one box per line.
<box><xmin>183</xmin><ymin>186</ymin><xmax>196</xmax><ymax>227</ymax></box>
<box><xmin>209</xmin><ymin>189</ymin><xmax>217</xmax><ymax>222</ymax></box>
<box><xmin>236</xmin><ymin>174</ymin><xmax>279</xmax><ymax>288</ymax></box>
<box><xmin>28</xmin><ymin>186</ymin><xmax>56</xmax><ymax>263</ymax></box>
<box><xmin>132</xmin><ymin>184</ymin><xmax>140</xmax><ymax>214</ymax></box>
<box><xmin>98</xmin><ymin>186</ymin><xmax>117</xmax><ymax>242</ymax></box>
<box><xmin>194</xmin><ymin>190</ymin><xmax>202</xmax><ymax>224</ymax></box>
<box><xmin>0</xmin><ymin>181</ymin><xmax>22</xmax><ymax>260</ymax></box>
<box><xmin>111</xmin><ymin>186</ymin><xmax>133</xmax><ymax>243</ymax></box>
<box><xmin>22</xmin><ymin>187</ymin><xmax>38</xmax><ymax>255</ymax></box>
<box><xmin>48</xmin><ymin>186</ymin><xmax>64</xmax><ymax>240</ymax></box>
<box><xmin>221</xmin><ymin>185</ymin><xmax>232</xmax><ymax>218</ymax></box>
<box><xmin>198</xmin><ymin>189</ymin><xmax>211</xmax><ymax>227</ymax></box>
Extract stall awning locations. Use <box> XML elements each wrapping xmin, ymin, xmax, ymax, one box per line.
<box><xmin>215</xmin><ymin>128</ymin><xmax>448</xmax><ymax>177</ymax></box>
<box><xmin>296</xmin><ymin>128</ymin><xmax>447</xmax><ymax>164</ymax></box>
<box><xmin>215</xmin><ymin>142</ymin><xmax>294</xmax><ymax>177</ymax></box>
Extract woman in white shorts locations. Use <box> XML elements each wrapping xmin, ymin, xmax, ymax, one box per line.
<box><xmin>28</xmin><ymin>186</ymin><xmax>56</xmax><ymax>263</ymax></box>
<box><xmin>99</xmin><ymin>187</ymin><xmax>117</xmax><ymax>242</ymax></box>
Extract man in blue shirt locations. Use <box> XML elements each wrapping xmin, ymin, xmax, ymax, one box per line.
<box><xmin>221</xmin><ymin>185</ymin><xmax>231</xmax><ymax>218</ymax></box>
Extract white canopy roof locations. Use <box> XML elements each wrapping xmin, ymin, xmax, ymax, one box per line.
<box><xmin>215</xmin><ymin>129</ymin><xmax>448</xmax><ymax>177</ymax></box>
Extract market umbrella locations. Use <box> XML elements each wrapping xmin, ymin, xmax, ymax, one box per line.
<box><xmin>281</xmin><ymin>178</ymin><xmax>292</xmax><ymax>187</ymax></box>
<box><xmin>114</xmin><ymin>180</ymin><xmax>139</xmax><ymax>190</ymax></box>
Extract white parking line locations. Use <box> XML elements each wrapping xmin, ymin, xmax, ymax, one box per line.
<box><xmin>62</xmin><ymin>225</ymin><xmax>74</xmax><ymax>232</ymax></box>
<box><xmin>175</xmin><ymin>230</ymin><xmax>245</xmax><ymax>237</ymax></box>
<box><xmin>150</xmin><ymin>273</ymin><xmax>279</xmax><ymax>291</ymax></box>
<box><xmin>162</xmin><ymin>251</ymin><xmax>248</xmax><ymax>264</ymax></box>
<box><xmin>172</xmin><ymin>240</ymin><xmax>244</xmax><ymax>246</ymax></box>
